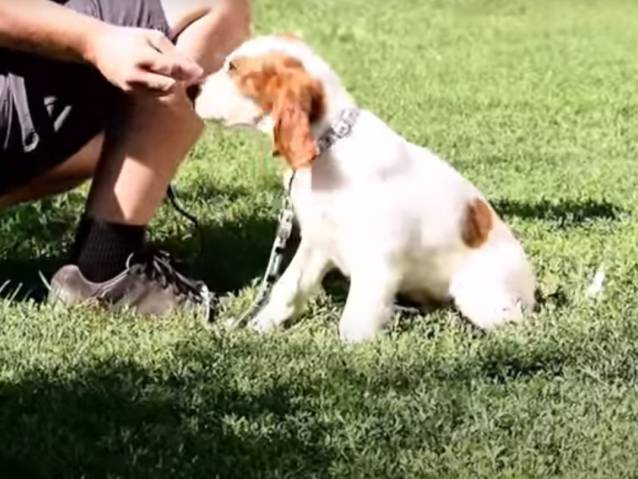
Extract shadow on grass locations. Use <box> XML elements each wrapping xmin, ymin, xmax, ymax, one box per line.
<box><xmin>0</xmin><ymin>358</ymin><xmax>335</xmax><ymax>479</ymax></box>
<box><xmin>0</xmin><ymin>216</ymin><xmax>281</xmax><ymax>301</ymax></box>
<box><xmin>0</xmin><ymin>332</ymin><xmax>575</xmax><ymax>479</ymax></box>
<box><xmin>0</xmin><ymin>213</ymin><xmax>283</xmax><ymax>300</ymax></box>
<box><xmin>159</xmin><ymin>217</ymin><xmax>277</xmax><ymax>293</ymax></box>
<box><xmin>0</xmin><ymin>197</ymin><xmax>82</xmax><ymax>301</ymax></box>
<box><xmin>492</xmin><ymin>198</ymin><xmax>627</xmax><ymax>226</ymax></box>
<box><xmin>0</xmin><ymin>183</ymin><xmax>288</xmax><ymax>300</ymax></box>
<box><xmin>0</xmin><ymin>192</ymin><xmax>626</xmax><ymax>302</ymax></box>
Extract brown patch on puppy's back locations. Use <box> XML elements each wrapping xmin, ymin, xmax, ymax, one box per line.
<box><xmin>461</xmin><ymin>198</ymin><xmax>493</xmax><ymax>248</ymax></box>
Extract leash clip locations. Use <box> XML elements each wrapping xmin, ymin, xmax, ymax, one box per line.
<box><xmin>276</xmin><ymin>208</ymin><xmax>295</xmax><ymax>247</ymax></box>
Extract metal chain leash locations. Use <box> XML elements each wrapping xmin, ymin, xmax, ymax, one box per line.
<box><xmin>227</xmin><ymin>173</ymin><xmax>297</xmax><ymax>329</ymax></box>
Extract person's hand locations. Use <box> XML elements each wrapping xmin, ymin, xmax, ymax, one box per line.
<box><xmin>84</xmin><ymin>24</ymin><xmax>204</xmax><ymax>95</ymax></box>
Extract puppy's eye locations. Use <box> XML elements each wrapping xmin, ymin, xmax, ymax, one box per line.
<box><xmin>228</xmin><ymin>60</ymin><xmax>238</xmax><ymax>72</ymax></box>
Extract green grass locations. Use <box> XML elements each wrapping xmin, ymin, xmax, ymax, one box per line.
<box><xmin>2</xmin><ymin>0</ymin><xmax>638</xmax><ymax>477</ymax></box>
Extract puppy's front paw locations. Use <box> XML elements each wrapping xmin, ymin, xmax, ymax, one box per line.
<box><xmin>339</xmin><ymin>321</ymin><xmax>379</xmax><ymax>344</ymax></box>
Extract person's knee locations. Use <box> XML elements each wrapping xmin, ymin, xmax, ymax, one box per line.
<box><xmin>162</xmin><ymin>0</ymin><xmax>251</xmax><ymax>73</ymax></box>
<box><xmin>222</xmin><ymin>0</ymin><xmax>251</xmax><ymax>28</ymax></box>
<box><xmin>126</xmin><ymin>86</ymin><xmax>204</xmax><ymax>148</ymax></box>
<box><xmin>209</xmin><ymin>0</ymin><xmax>251</xmax><ymax>46</ymax></box>
<box><xmin>163</xmin><ymin>87</ymin><xmax>205</xmax><ymax>141</ymax></box>
<box><xmin>165</xmin><ymin>0</ymin><xmax>251</xmax><ymax>40</ymax></box>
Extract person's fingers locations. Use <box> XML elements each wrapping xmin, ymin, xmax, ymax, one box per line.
<box><xmin>146</xmin><ymin>30</ymin><xmax>176</xmax><ymax>54</ymax></box>
<box><xmin>146</xmin><ymin>31</ymin><xmax>204</xmax><ymax>82</ymax></box>
<box><xmin>137</xmin><ymin>49</ymin><xmax>180</xmax><ymax>78</ymax></box>
<box><xmin>129</xmin><ymin>69</ymin><xmax>177</xmax><ymax>94</ymax></box>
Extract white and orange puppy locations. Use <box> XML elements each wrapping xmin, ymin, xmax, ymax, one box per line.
<box><xmin>195</xmin><ymin>34</ymin><xmax>536</xmax><ymax>342</ymax></box>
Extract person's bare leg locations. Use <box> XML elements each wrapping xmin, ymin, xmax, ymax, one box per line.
<box><xmin>48</xmin><ymin>0</ymin><xmax>251</xmax><ymax>315</ymax></box>
<box><xmin>86</xmin><ymin>0</ymin><xmax>250</xmax><ymax>225</ymax></box>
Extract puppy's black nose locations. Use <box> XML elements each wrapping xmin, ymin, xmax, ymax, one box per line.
<box><xmin>186</xmin><ymin>83</ymin><xmax>202</xmax><ymax>103</ymax></box>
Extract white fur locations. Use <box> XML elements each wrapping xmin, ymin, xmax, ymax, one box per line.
<box><xmin>196</xmin><ymin>35</ymin><xmax>537</xmax><ymax>342</ymax></box>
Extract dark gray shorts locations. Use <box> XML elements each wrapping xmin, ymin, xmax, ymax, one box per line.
<box><xmin>0</xmin><ymin>0</ymin><xmax>170</xmax><ymax>194</ymax></box>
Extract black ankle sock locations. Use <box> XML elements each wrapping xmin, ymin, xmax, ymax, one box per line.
<box><xmin>70</xmin><ymin>216</ymin><xmax>147</xmax><ymax>283</ymax></box>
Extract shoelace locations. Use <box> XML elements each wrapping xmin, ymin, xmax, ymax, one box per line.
<box><xmin>126</xmin><ymin>249</ymin><xmax>204</xmax><ymax>301</ymax></box>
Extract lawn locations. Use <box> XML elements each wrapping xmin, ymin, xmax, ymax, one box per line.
<box><xmin>2</xmin><ymin>0</ymin><xmax>638</xmax><ymax>477</ymax></box>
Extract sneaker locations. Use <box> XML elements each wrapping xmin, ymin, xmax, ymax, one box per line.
<box><xmin>48</xmin><ymin>249</ymin><xmax>213</xmax><ymax>321</ymax></box>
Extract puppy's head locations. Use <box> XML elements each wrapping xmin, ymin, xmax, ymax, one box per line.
<box><xmin>195</xmin><ymin>35</ymin><xmax>325</xmax><ymax>169</ymax></box>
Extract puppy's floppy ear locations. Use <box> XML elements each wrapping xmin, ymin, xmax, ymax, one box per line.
<box><xmin>271</xmin><ymin>69</ymin><xmax>324</xmax><ymax>169</ymax></box>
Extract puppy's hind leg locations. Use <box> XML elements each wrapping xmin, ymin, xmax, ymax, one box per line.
<box><xmin>450</xmin><ymin>248</ymin><xmax>535</xmax><ymax>330</ymax></box>
<box><xmin>452</xmin><ymin>280</ymin><xmax>526</xmax><ymax>330</ymax></box>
